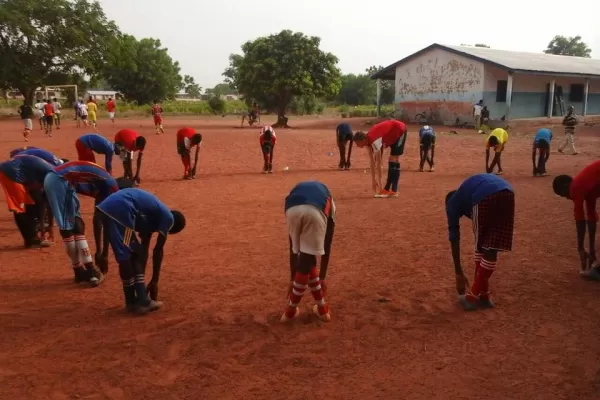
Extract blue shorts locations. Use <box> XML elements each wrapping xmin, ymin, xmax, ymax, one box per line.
<box><xmin>104</xmin><ymin>217</ymin><xmax>139</xmax><ymax>262</ymax></box>
<box><xmin>43</xmin><ymin>172</ymin><xmax>80</xmax><ymax>230</ymax></box>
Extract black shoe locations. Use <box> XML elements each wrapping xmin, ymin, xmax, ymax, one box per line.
<box><xmin>73</xmin><ymin>267</ymin><xmax>90</xmax><ymax>284</ymax></box>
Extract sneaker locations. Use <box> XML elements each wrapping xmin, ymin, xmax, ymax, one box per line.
<box><xmin>458</xmin><ymin>294</ymin><xmax>478</xmax><ymax>311</ymax></box>
<box><xmin>183</xmin><ymin>175</ymin><xmax>192</xmax><ymax>180</ymax></box>
<box><xmin>280</xmin><ymin>307</ymin><xmax>300</xmax><ymax>323</ymax></box>
<box><xmin>429</xmin><ymin>166</ymin><xmax>435</xmax><ymax>172</ymax></box>
<box><xmin>73</xmin><ymin>267</ymin><xmax>90</xmax><ymax>284</ymax></box>
<box><xmin>419</xmin><ymin>168</ymin><xmax>424</xmax><ymax>172</ymax></box>
<box><xmin>388</xmin><ymin>191</ymin><xmax>399</xmax><ymax>198</ymax></box>
<box><xmin>572</xmin><ymin>152</ymin><xmax>579</xmax><ymax>155</ymax></box>
<box><xmin>495</xmin><ymin>171</ymin><xmax>503</xmax><ymax>175</ymax></box>
<box><xmin>580</xmin><ymin>267</ymin><xmax>600</xmax><ymax>281</ymax></box>
<box><xmin>88</xmin><ymin>267</ymin><xmax>105</xmax><ymax>287</ymax></box>
<box><xmin>558</xmin><ymin>148</ymin><xmax>564</xmax><ymax>153</ymax></box>
<box><xmin>312</xmin><ymin>304</ymin><xmax>331</xmax><ymax>322</ymax></box>
<box><xmin>135</xmin><ymin>299</ymin><xmax>163</xmax><ymax>314</ymax></box>
<box><xmin>374</xmin><ymin>190</ymin><xmax>391</xmax><ymax>198</ymax></box>
<box><xmin>268</xmin><ymin>170</ymin><xmax>273</xmax><ymax>174</ymax></box>
<box><xmin>478</xmin><ymin>294</ymin><xmax>495</xmax><ymax>309</ymax></box>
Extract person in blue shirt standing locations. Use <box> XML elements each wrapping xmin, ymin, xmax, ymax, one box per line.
<box><xmin>75</xmin><ymin>133</ymin><xmax>119</xmax><ymax>174</ymax></box>
<box><xmin>418</xmin><ymin>125</ymin><xmax>436</xmax><ymax>172</ymax></box>
<box><xmin>96</xmin><ymin>189</ymin><xmax>186</xmax><ymax>314</ymax></box>
<box><xmin>532</xmin><ymin>128</ymin><xmax>552</xmax><ymax>177</ymax></box>
<box><xmin>282</xmin><ymin>181</ymin><xmax>334</xmax><ymax>323</ymax></box>
<box><xmin>445</xmin><ymin>174</ymin><xmax>515</xmax><ymax>311</ymax></box>
<box><xmin>335</xmin><ymin>123</ymin><xmax>353</xmax><ymax>170</ymax></box>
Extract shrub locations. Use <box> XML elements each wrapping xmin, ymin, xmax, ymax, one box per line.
<box><xmin>207</xmin><ymin>96</ymin><xmax>226</xmax><ymax>114</ymax></box>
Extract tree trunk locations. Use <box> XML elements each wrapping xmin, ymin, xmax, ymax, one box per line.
<box><xmin>272</xmin><ymin>101</ymin><xmax>291</xmax><ymax>128</ymax></box>
<box><xmin>20</xmin><ymin>87</ymin><xmax>36</xmax><ymax>106</ymax></box>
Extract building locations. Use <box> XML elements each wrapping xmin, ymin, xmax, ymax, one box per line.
<box><xmin>175</xmin><ymin>91</ymin><xmax>202</xmax><ymax>101</ymax></box>
<box><xmin>371</xmin><ymin>43</ymin><xmax>600</xmax><ymax>123</ymax></box>
<box><xmin>85</xmin><ymin>90</ymin><xmax>119</xmax><ymax>101</ymax></box>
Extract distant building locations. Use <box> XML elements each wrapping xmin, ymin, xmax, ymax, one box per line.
<box><xmin>175</xmin><ymin>90</ymin><xmax>202</xmax><ymax>101</ymax></box>
<box><xmin>85</xmin><ymin>90</ymin><xmax>119</xmax><ymax>101</ymax></box>
<box><xmin>371</xmin><ymin>43</ymin><xmax>600</xmax><ymax>123</ymax></box>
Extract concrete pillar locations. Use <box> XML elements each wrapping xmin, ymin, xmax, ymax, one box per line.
<box><xmin>505</xmin><ymin>72</ymin><xmax>513</xmax><ymax>119</ymax></box>
<box><xmin>376</xmin><ymin>79</ymin><xmax>382</xmax><ymax>117</ymax></box>
<box><xmin>548</xmin><ymin>79</ymin><xmax>555</xmax><ymax>117</ymax></box>
<box><xmin>583</xmin><ymin>79</ymin><xmax>589</xmax><ymax>116</ymax></box>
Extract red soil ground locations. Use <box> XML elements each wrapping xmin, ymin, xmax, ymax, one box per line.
<box><xmin>1</xmin><ymin>115</ymin><xmax>600</xmax><ymax>400</ymax></box>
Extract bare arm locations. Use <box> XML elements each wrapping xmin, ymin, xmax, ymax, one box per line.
<box><xmin>485</xmin><ymin>148</ymin><xmax>490</xmax><ymax>172</ymax></box>
<box><xmin>134</xmin><ymin>153</ymin><xmax>143</xmax><ymax>182</ymax></box>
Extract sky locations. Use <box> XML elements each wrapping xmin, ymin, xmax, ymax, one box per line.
<box><xmin>98</xmin><ymin>0</ymin><xmax>600</xmax><ymax>90</ymax></box>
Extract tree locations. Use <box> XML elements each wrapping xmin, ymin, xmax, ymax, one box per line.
<box><xmin>183</xmin><ymin>75</ymin><xmax>201</xmax><ymax>98</ymax></box>
<box><xmin>223</xmin><ymin>30</ymin><xmax>341</xmax><ymax>127</ymax></box>
<box><xmin>366</xmin><ymin>66</ymin><xmax>395</xmax><ymax>105</ymax></box>
<box><xmin>336</xmin><ymin>73</ymin><xmax>376</xmax><ymax>105</ymax></box>
<box><xmin>209</xmin><ymin>82</ymin><xmax>236</xmax><ymax>97</ymax></box>
<box><xmin>0</xmin><ymin>0</ymin><xmax>118</xmax><ymax>104</ymax></box>
<box><xmin>544</xmin><ymin>35</ymin><xmax>592</xmax><ymax>57</ymax></box>
<box><xmin>103</xmin><ymin>35</ymin><xmax>182</xmax><ymax>104</ymax></box>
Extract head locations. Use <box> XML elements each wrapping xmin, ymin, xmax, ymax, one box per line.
<box><xmin>23</xmin><ymin>100</ymin><xmax>28</xmax><ymax>106</ymax></box>
<box><xmin>169</xmin><ymin>210</ymin><xmax>186</xmax><ymax>234</ymax></box>
<box><xmin>445</xmin><ymin>190</ymin><xmax>457</xmax><ymax>206</ymax></box>
<box><xmin>153</xmin><ymin>99</ymin><xmax>158</xmax><ymax>104</ymax></box>
<box><xmin>88</xmin><ymin>96</ymin><xmax>93</xmax><ymax>102</ymax></box>
<box><xmin>42</xmin><ymin>99</ymin><xmax>47</xmax><ymax>103</ymax></box>
<box><xmin>488</xmin><ymin>136</ymin><xmax>499</xmax><ymax>147</ymax></box>
<box><xmin>553</xmin><ymin>175</ymin><xmax>573</xmax><ymax>199</ymax></box>
<box><xmin>113</xmin><ymin>144</ymin><xmax>122</xmax><ymax>156</ymax></box>
<box><xmin>478</xmin><ymin>100</ymin><xmax>483</xmax><ymax>105</ymax></box>
<box><xmin>53</xmin><ymin>98</ymin><xmax>57</xmax><ymax>102</ymax></box>
<box><xmin>191</xmin><ymin>133</ymin><xmax>202</xmax><ymax>145</ymax></box>
<box><xmin>353</xmin><ymin>131</ymin><xmax>368</xmax><ymax>148</ymax></box>
<box><xmin>47</xmin><ymin>99</ymin><xmax>52</xmax><ymax>104</ymax></box>
<box><xmin>108</xmin><ymin>97</ymin><xmax>112</xmax><ymax>101</ymax></box>
<box><xmin>483</xmin><ymin>106</ymin><xmax>488</xmax><ymax>111</ymax></box>
<box><xmin>135</xmin><ymin>136</ymin><xmax>146</xmax><ymax>150</ymax></box>
<box><xmin>115</xmin><ymin>177</ymin><xmax>134</xmax><ymax>190</ymax></box>
<box><xmin>567</xmin><ymin>105</ymin><xmax>574</xmax><ymax>114</ymax></box>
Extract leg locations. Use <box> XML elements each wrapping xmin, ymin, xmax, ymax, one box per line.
<box><xmin>268</xmin><ymin>147</ymin><xmax>274</xmax><ymax>173</ymax></box>
<box><xmin>418</xmin><ymin>146</ymin><xmax>426</xmax><ymax>171</ymax></box>
<box><xmin>181</xmin><ymin>152</ymin><xmax>191</xmax><ymax>178</ymax></box>
<box><xmin>319</xmin><ymin>218</ymin><xmax>335</xmax><ymax>287</ymax></box>
<box><xmin>73</xmin><ymin>217</ymin><xmax>104</xmax><ymax>286</ymax></box>
<box><xmin>338</xmin><ymin>141</ymin><xmax>346</xmax><ymax>169</ymax></box>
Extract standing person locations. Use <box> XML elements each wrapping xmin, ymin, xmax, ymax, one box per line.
<box><xmin>176</xmin><ymin>127</ymin><xmax>202</xmax><ymax>180</ymax></box>
<box><xmin>17</xmin><ymin>101</ymin><xmax>34</xmax><ymax>141</ymax></box>
<box><xmin>86</xmin><ymin>97</ymin><xmax>98</xmax><ymax>131</ymax></box>
<box><xmin>75</xmin><ymin>133</ymin><xmax>117</xmax><ymax>174</ymax></box>
<box><xmin>473</xmin><ymin>100</ymin><xmax>483</xmax><ymax>130</ymax></box>
<box><xmin>532</xmin><ymin>128</ymin><xmax>552</xmax><ymax>177</ymax></box>
<box><xmin>485</xmin><ymin>128</ymin><xmax>508</xmax><ymax>175</ymax></box>
<box><xmin>418</xmin><ymin>124</ymin><xmax>436</xmax><ymax>172</ymax></box>
<box><xmin>151</xmin><ymin>100</ymin><xmax>164</xmax><ymax>134</ymax></box>
<box><xmin>352</xmin><ymin>119</ymin><xmax>408</xmax><ymax>198</ymax></box>
<box><xmin>43</xmin><ymin>99</ymin><xmax>54</xmax><ymax>137</ymax></box>
<box><xmin>558</xmin><ymin>106</ymin><xmax>579</xmax><ymax>155</ymax></box>
<box><xmin>445</xmin><ymin>174</ymin><xmax>515</xmax><ymax>311</ymax></box>
<box><xmin>74</xmin><ymin>99</ymin><xmax>82</xmax><ymax>126</ymax></box>
<box><xmin>52</xmin><ymin>98</ymin><xmax>62</xmax><ymax>129</ymax></box>
<box><xmin>552</xmin><ymin>161</ymin><xmax>600</xmax><ymax>279</ymax></box>
<box><xmin>281</xmin><ymin>181</ymin><xmax>334</xmax><ymax>323</ymax></box>
<box><xmin>106</xmin><ymin>97</ymin><xmax>116</xmax><ymax>124</ymax></box>
<box><xmin>34</xmin><ymin>99</ymin><xmax>46</xmax><ymax>131</ymax></box>
<box><xmin>79</xmin><ymin>100</ymin><xmax>89</xmax><ymax>127</ymax></box>
<box><xmin>114</xmin><ymin>129</ymin><xmax>146</xmax><ymax>185</ymax></box>
<box><xmin>259</xmin><ymin>125</ymin><xmax>276</xmax><ymax>174</ymax></box>
<box><xmin>0</xmin><ymin>155</ymin><xmax>55</xmax><ymax>248</ymax></box>
<box><xmin>96</xmin><ymin>188</ymin><xmax>186</xmax><ymax>314</ymax></box>
<box><xmin>335</xmin><ymin>123</ymin><xmax>353</xmax><ymax>170</ymax></box>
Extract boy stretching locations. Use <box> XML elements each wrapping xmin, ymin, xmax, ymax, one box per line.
<box><xmin>532</xmin><ymin>128</ymin><xmax>552</xmax><ymax>177</ymax></box>
<box><xmin>176</xmin><ymin>127</ymin><xmax>202</xmax><ymax>179</ymax></box>
<box><xmin>336</xmin><ymin>123</ymin><xmax>353</xmax><ymax>170</ymax></box>
<box><xmin>259</xmin><ymin>125</ymin><xmax>276</xmax><ymax>173</ymax></box>
<box><xmin>485</xmin><ymin>128</ymin><xmax>508</xmax><ymax>174</ymax></box>
<box><xmin>418</xmin><ymin>125</ymin><xmax>436</xmax><ymax>172</ymax></box>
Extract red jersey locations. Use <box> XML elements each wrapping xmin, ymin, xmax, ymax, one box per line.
<box><xmin>43</xmin><ymin>103</ymin><xmax>54</xmax><ymax>116</ymax></box>
<box><xmin>367</xmin><ymin>120</ymin><xmax>406</xmax><ymax>148</ymax></box>
<box><xmin>114</xmin><ymin>129</ymin><xmax>143</xmax><ymax>152</ymax></box>
<box><xmin>570</xmin><ymin>160</ymin><xmax>600</xmax><ymax>221</ymax></box>
<box><xmin>259</xmin><ymin>126</ymin><xmax>277</xmax><ymax>146</ymax></box>
<box><xmin>176</xmin><ymin>127</ymin><xmax>197</xmax><ymax>149</ymax></box>
<box><xmin>151</xmin><ymin>104</ymin><xmax>163</xmax><ymax>116</ymax></box>
<box><xmin>106</xmin><ymin>100</ymin><xmax>116</xmax><ymax>112</ymax></box>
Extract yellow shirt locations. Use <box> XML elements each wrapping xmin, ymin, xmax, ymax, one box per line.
<box><xmin>87</xmin><ymin>102</ymin><xmax>98</xmax><ymax>116</ymax></box>
<box><xmin>486</xmin><ymin>128</ymin><xmax>508</xmax><ymax>152</ymax></box>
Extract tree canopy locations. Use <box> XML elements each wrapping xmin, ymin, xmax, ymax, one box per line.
<box><xmin>103</xmin><ymin>35</ymin><xmax>182</xmax><ymax>104</ymax></box>
<box><xmin>223</xmin><ymin>30</ymin><xmax>341</xmax><ymax>124</ymax></box>
<box><xmin>183</xmin><ymin>75</ymin><xmax>201</xmax><ymax>98</ymax></box>
<box><xmin>0</xmin><ymin>0</ymin><xmax>118</xmax><ymax>103</ymax></box>
<box><xmin>544</xmin><ymin>35</ymin><xmax>592</xmax><ymax>57</ymax></box>
<box><xmin>365</xmin><ymin>66</ymin><xmax>394</xmax><ymax>105</ymax></box>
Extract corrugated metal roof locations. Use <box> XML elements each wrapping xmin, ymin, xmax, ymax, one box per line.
<box><xmin>86</xmin><ymin>90</ymin><xmax>118</xmax><ymax>95</ymax></box>
<box><xmin>371</xmin><ymin>43</ymin><xmax>600</xmax><ymax>80</ymax></box>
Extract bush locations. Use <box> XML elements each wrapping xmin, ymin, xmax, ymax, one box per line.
<box><xmin>207</xmin><ymin>96</ymin><xmax>226</xmax><ymax>114</ymax></box>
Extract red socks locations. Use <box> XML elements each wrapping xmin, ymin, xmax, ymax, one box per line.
<box><xmin>285</xmin><ymin>267</ymin><xmax>329</xmax><ymax>317</ymax></box>
<box><xmin>469</xmin><ymin>257</ymin><xmax>496</xmax><ymax>299</ymax></box>
<box><xmin>308</xmin><ymin>267</ymin><xmax>328</xmax><ymax>315</ymax></box>
<box><xmin>181</xmin><ymin>155</ymin><xmax>191</xmax><ymax>175</ymax></box>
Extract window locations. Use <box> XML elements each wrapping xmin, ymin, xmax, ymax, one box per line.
<box><xmin>569</xmin><ymin>84</ymin><xmax>585</xmax><ymax>102</ymax></box>
<box><xmin>496</xmin><ymin>80</ymin><xmax>507</xmax><ymax>102</ymax></box>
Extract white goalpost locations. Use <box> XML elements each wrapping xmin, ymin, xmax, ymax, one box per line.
<box><xmin>43</xmin><ymin>84</ymin><xmax>78</xmax><ymax>102</ymax></box>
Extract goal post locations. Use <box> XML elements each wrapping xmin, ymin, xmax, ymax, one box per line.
<box><xmin>43</xmin><ymin>84</ymin><xmax>78</xmax><ymax>103</ymax></box>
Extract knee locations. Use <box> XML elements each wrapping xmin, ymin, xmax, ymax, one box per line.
<box><xmin>296</xmin><ymin>252</ymin><xmax>317</xmax><ymax>274</ymax></box>
<box><xmin>59</xmin><ymin>230</ymin><xmax>73</xmax><ymax>239</ymax></box>
<box><xmin>483</xmin><ymin>249</ymin><xmax>497</xmax><ymax>261</ymax></box>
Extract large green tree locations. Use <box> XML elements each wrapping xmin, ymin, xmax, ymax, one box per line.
<box><xmin>0</xmin><ymin>0</ymin><xmax>118</xmax><ymax>104</ymax></box>
<box><xmin>223</xmin><ymin>30</ymin><xmax>341</xmax><ymax>127</ymax></box>
<box><xmin>544</xmin><ymin>35</ymin><xmax>592</xmax><ymax>57</ymax></box>
<box><xmin>336</xmin><ymin>73</ymin><xmax>376</xmax><ymax>105</ymax></box>
<box><xmin>103</xmin><ymin>35</ymin><xmax>182</xmax><ymax>104</ymax></box>
<box><xmin>366</xmin><ymin>65</ymin><xmax>395</xmax><ymax>105</ymax></box>
<box><xmin>183</xmin><ymin>75</ymin><xmax>201</xmax><ymax>98</ymax></box>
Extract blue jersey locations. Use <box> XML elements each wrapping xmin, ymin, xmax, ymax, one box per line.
<box><xmin>79</xmin><ymin>133</ymin><xmax>115</xmax><ymax>172</ymax></box>
<box><xmin>419</xmin><ymin>126</ymin><xmax>435</xmax><ymax>139</ymax></box>
<box><xmin>284</xmin><ymin>181</ymin><xmax>333</xmax><ymax>218</ymax></box>
<box><xmin>534</xmin><ymin>128</ymin><xmax>552</xmax><ymax>145</ymax></box>
<box><xmin>336</xmin><ymin>123</ymin><xmax>353</xmax><ymax>141</ymax></box>
<box><xmin>18</xmin><ymin>148</ymin><xmax>63</xmax><ymax>166</ymax></box>
<box><xmin>0</xmin><ymin>155</ymin><xmax>54</xmax><ymax>186</ymax></box>
<box><xmin>53</xmin><ymin>161</ymin><xmax>118</xmax><ymax>201</ymax></box>
<box><xmin>446</xmin><ymin>174</ymin><xmax>513</xmax><ymax>241</ymax></box>
<box><xmin>96</xmin><ymin>188</ymin><xmax>174</xmax><ymax>236</ymax></box>
<box><xmin>9</xmin><ymin>146</ymin><xmax>38</xmax><ymax>158</ymax></box>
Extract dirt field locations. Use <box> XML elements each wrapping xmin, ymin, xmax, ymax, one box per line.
<box><xmin>1</xmin><ymin>115</ymin><xmax>600</xmax><ymax>400</ymax></box>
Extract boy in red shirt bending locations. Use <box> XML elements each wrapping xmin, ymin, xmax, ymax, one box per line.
<box><xmin>151</xmin><ymin>100</ymin><xmax>164</xmax><ymax>134</ymax></box>
<box><xmin>176</xmin><ymin>127</ymin><xmax>202</xmax><ymax>180</ymax></box>
<box><xmin>353</xmin><ymin>120</ymin><xmax>407</xmax><ymax>198</ymax></box>
<box><xmin>553</xmin><ymin>160</ymin><xmax>600</xmax><ymax>279</ymax></box>
<box><xmin>114</xmin><ymin>129</ymin><xmax>146</xmax><ymax>185</ymax></box>
<box><xmin>259</xmin><ymin>125</ymin><xmax>276</xmax><ymax>173</ymax></box>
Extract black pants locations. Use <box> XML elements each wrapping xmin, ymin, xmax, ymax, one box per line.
<box><xmin>13</xmin><ymin>204</ymin><xmax>41</xmax><ymax>247</ymax></box>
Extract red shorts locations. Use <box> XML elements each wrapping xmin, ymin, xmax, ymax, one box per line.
<box><xmin>153</xmin><ymin>115</ymin><xmax>163</xmax><ymax>125</ymax></box>
<box><xmin>75</xmin><ymin>138</ymin><xmax>96</xmax><ymax>163</ymax></box>
<box><xmin>0</xmin><ymin>172</ymin><xmax>34</xmax><ymax>213</ymax></box>
<box><xmin>472</xmin><ymin>190</ymin><xmax>515</xmax><ymax>252</ymax></box>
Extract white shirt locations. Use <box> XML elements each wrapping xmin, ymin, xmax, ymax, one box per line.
<box><xmin>52</xmin><ymin>102</ymin><xmax>61</xmax><ymax>113</ymax></box>
<box><xmin>80</xmin><ymin>104</ymin><xmax>88</xmax><ymax>116</ymax></box>
<box><xmin>371</xmin><ymin>137</ymin><xmax>383</xmax><ymax>152</ymax></box>
<box><xmin>260</xmin><ymin>125</ymin><xmax>276</xmax><ymax>136</ymax></box>
<box><xmin>473</xmin><ymin>104</ymin><xmax>482</xmax><ymax>116</ymax></box>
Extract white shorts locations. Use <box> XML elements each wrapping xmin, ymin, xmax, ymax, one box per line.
<box><xmin>286</xmin><ymin>202</ymin><xmax>335</xmax><ymax>256</ymax></box>
<box><xmin>36</xmin><ymin>110</ymin><xmax>44</xmax><ymax>118</ymax></box>
<box><xmin>119</xmin><ymin>150</ymin><xmax>133</xmax><ymax>162</ymax></box>
<box><xmin>23</xmin><ymin>119</ymin><xmax>32</xmax><ymax>130</ymax></box>
<box><xmin>108</xmin><ymin>112</ymin><xmax>115</xmax><ymax>119</ymax></box>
